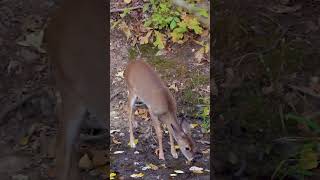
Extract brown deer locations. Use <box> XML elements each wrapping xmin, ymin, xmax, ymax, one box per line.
<box><xmin>45</xmin><ymin>0</ymin><xmax>107</xmax><ymax>179</ymax></box>
<box><xmin>124</xmin><ymin>60</ymin><xmax>198</xmax><ymax>161</ymax></box>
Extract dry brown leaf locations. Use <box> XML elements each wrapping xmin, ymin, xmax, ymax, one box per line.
<box><xmin>112</xmin><ymin>137</ymin><xmax>122</xmax><ymax>145</ymax></box>
<box><xmin>118</xmin><ymin>22</ymin><xmax>132</xmax><ymax>40</ymax></box>
<box><xmin>195</xmin><ymin>47</ymin><xmax>205</xmax><ymax>63</ymax></box>
<box><xmin>139</xmin><ymin>30</ymin><xmax>153</xmax><ymax>44</ymax></box>
<box><xmin>79</xmin><ymin>154</ymin><xmax>93</xmax><ymax>170</ymax></box>
<box><xmin>169</xmin><ymin>83</ymin><xmax>179</xmax><ymax>92</ymax></box>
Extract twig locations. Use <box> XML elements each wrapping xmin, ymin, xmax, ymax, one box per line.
<box><xmin>279</xmin><ymin>104</ymin><xmax>287</xmax><ymax>134</ymax></box>
<box><xmin>288</xmin><ymin>84</ymin><xmax>320</xmax><ymax>99</ymax></box>
<box><xmin>0</xmin><ymin>88</ymin><xmax>46</xmax><ymax>125</ymax></box>
<box><xmin>273</xmin><ymin>136</ymin><xmax>320</xmax><ymax>143</ymax></box>
<box><xmin>110</xmin><ymin>5</ymin><xmax>143</xmax><ymax>13</ymax></box>
<box><xmin>235</xmin><ymin>28</ymin><xmax>289</xmax><ymax>66</ymax></box>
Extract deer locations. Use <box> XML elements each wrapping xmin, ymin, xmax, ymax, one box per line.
<box><xmin>44</xmin><ymin>0</ymin><xmax>107</xmax><ymax>179</ymax></box>
<box><xmin>124</xmin><ymin>59</ymin><xmax>199</xmax><ymax>161</ymax></box>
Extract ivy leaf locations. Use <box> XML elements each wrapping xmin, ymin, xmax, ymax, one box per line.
<box><xmin>170</xmin><ymin>20</ymin><xmax>177</xmax><ymax>30</ymax></box>
<box><xmin>153</xmin><ymin>30</ymin><xmax>166</xmax><ymax>49</ymax></box>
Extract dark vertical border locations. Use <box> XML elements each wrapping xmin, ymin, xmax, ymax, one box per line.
<box><xmin>106</xmin><ymin>0</ymin><xmax>111</xmax><ymax>176</ymax></box>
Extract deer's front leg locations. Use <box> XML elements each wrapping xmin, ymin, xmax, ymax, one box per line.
<box><xmin>150</xmin><ymin>112</ymin><xmax>165</xmax><ymax>160</ymax></box>
<box><xmin>56</xmin><ymin>91</ymin><xmax>85</xmax><ymax>180</ymax></box>
<box><xmin>167</xmin><ymin>125</ymin><xmax>178</xmax><ymax>159</ymax></box>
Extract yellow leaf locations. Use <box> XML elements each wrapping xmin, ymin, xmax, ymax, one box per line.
<box><xmin>190</xmin><ymin>123</ymin><xmax>199</xmax><ymax>128</ymax></box>
<box><xmin>153</xmin><ymin>31</ymin><xmax>166</xmax><ymax>49</ymax></box>
<box><xmin>20</xmin><ymin>136</ymin><xmax>29</xmax><ymax>146</ymax></box>
<box><xmin>127</xmin><ymin>139</ymin><xmax>138</xmax><ymax>146</ymax></box>
<box><xmin>174</xmin><ymin>145</ymin><xmax>180</xmax><ymax>150</ymax></box>
<box><xmin>130</xmin><ymin>172</ymin><xmax>144</xmax><ymax>178</ymax></box>
<box><xmin>139</xmin><ymin>30</ymin><xmax>153</xmax><ymax>44</ymax></box>
<box><xmin>148</xmin><ymin>163</ymin><xmax>159</xmax><ymax>170</ymax></box>
<box><xmin>110</xmin><ymin>172</ymin><xmax>117</xmax><ymax>180</ymax></box>
<box><xmin>124</xmin><ymin>0</ymin><xmax>131</xmax><ymax>4</ymax></box>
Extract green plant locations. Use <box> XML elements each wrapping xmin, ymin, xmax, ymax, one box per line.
<box><xmin>271</xmin><ymin>114</ymin><xmax>320</xmax><ymax>179</ymax></box>
<box><xmin>195</xmin><ymin>97</ymin><xmax>210</xmax><ymax>132</ymax></box>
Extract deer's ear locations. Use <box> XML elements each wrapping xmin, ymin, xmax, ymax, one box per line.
<box><xmin>180</xmin><ymin>119</ymin><xmax>190</xmax><ymax>134</ymax></box>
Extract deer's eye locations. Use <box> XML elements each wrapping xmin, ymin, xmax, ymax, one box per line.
<box><xmin>185</xmin><ymin>147</ymin><xmax>190</xmax><ymax>151</ymax></box>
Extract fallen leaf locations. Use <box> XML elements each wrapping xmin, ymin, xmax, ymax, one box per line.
<box><xmin>118</xmin><ymin>22</ymin><xmax>132</xmax><ymax>40</ymax></box>
<box><xmin>169</xmin><ymin>83</ymin><xmax>179</xmax><ymax>92</ymax></box>
<box><xmin>124</xmin><ymin>0</ymin><xmax>131</xmax><ymax>3</ymax></box>
<box><xmin>189</xmin><ymin>166</ymin><xmax>204</xmax><ymax>173</ymax></box>
<box><xmin>134</xmin><ymin>151</ymin><xmax>140</xmax><ymax>154</ymax></box>
<box><xmin>174</xmin><ymin>170</ymin><xmax>184</xmax><ymax>174</ymax></box>
<box><xmin>17</xmin><ymin>30</ymin><xmax>45</xmax><ymax>53</ymax></box>
<box><xmin>113</xmin><ymin>151</ymin><xmax>125</xmax><ymax>154</ymax></box>
<box><xmin>112</xmin><ymin>137</ymin><xmax>121</xmax><ymax>145</ymax></box>
<box><xmin>115</xmin><ymin>71</ymin><xmax>124</xmax><ymax>78</ymax></box>
<box><xmin>127</xmin><ymin>139</ymin><xmax>138</xmax><ymax>146</ymax></box>
<box><xmin>130</xmin><ymin>173</ymin><xmax>144</xmax><ymax>178</ymax></box>
<box><xmin>110</xmin><ymin>129</ymin><xmax>121</xmax><ymax>134</ymax></box>
<box><xmin>139</xmin><ymin>30</ymin><xmax>153</xmax><ymax>44</ymax></box>
<box><xmin>202</xmin><ymin>149</ymin><xmax>210</xmax><ymax>154</ymax></box>
<box><xmin>78</xmin><ymin>154</ymin><xmax>93</xmax><ymax>170</ymax></box>
<box><xmin>190</xmin><ymin>123</ymin><xmax>199</xmax><ymax>128</ymax></box>
<box><xmin>195</xmin><ymin>47</ymin><xmax>205</xmax><ymax>63</ymax></box>
<box><xmin>19</xmin><ymin>136</ymin><xmax>29</xmax><ymax>146</ymax></box>
<box><xmin>110</xmin><ymin>172</ymin><xmax>116</xmax><ymax>180</ymax></box>
<box><xmin>170</xmin><ymin>174</ymin><xmax>177</xmax><ymax>176</ymax></box>
<box><xmin>148</xmin><ymin>163</ymin><xmax>159</xmax><ymax>170</ymax></box>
